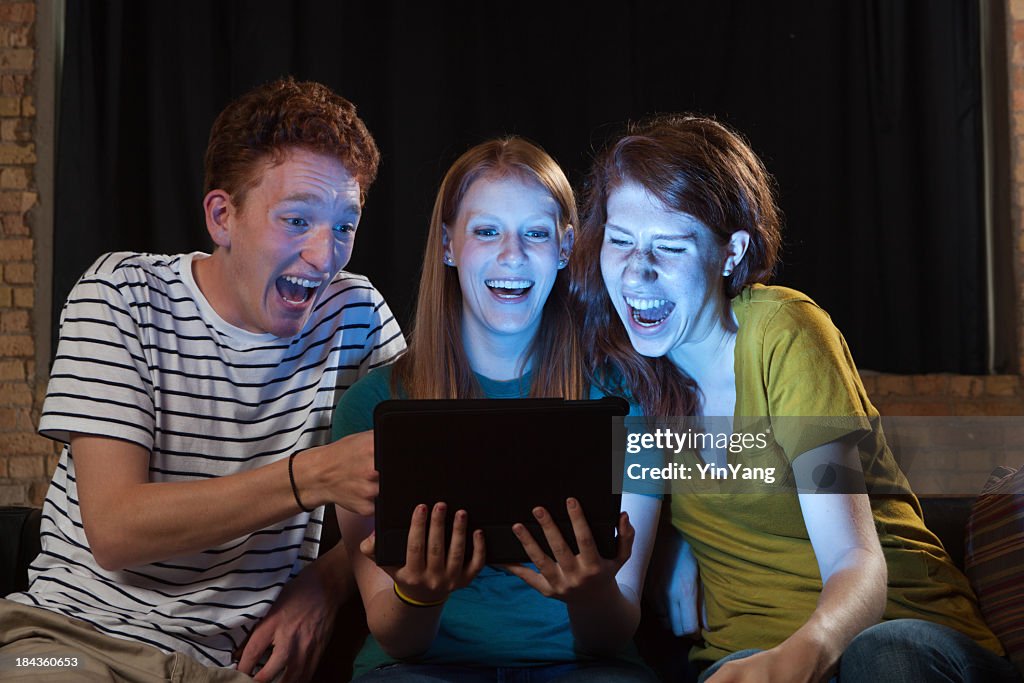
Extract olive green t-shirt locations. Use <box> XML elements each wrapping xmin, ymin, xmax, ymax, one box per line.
<box><xmin>670</xmin><ymin>284</ymin><xmax>1002</xmax><ymax>663</ymax></box>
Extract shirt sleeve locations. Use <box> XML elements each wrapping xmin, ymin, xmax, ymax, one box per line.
<box><xmin>762</xmin><ymin>300</ymin><xmax>873</xmax><ymax>460</ymax></box>
<box><xmin>38</xmin><ymin>266</ymin><xmax>156</xmax><ymax>450</ymax></box>
<box><xmin>359</xmin><ymin>286</ymin><xmax>406</xmax><ymax>374</ymax></box>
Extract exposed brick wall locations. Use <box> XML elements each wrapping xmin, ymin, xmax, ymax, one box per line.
<box><xmin>0</xmin><ymin>2</ymin><xmax>1021</xmax><ymax>508</ymax></box>
<box><xmin>862</xmin><ymin>373</ymin><xmax>1024</xmax><ymax>417</ymax></box>
<box><xmin>0</xmin><ymin>0</ymin><xmax>54</xmax><ymax>506</ymax></box>
<box><xmin>1013</xmin><ymin>0</ymin><xmax>1024</xmax><ymax>378</ymax></box>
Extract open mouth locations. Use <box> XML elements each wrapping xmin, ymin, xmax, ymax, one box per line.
<box><xmin>276</xmin><ymin>275</ymin><xmax>321</xmax><ymax>305</ymax></box>
<box><xmin>485</xmin><ymin>278</ymin><xmax>534</xmax><ymax>300</ymax></box>
<box><xmin>625</xmin><ymin>296</ymin><xmax>675</xmax><ymax>327</ymax></box>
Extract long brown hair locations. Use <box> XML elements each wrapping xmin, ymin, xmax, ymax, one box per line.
<box><xmin>393</xmin><ymin>137</ymin><xmax>585</xmax><ymax>400</ymax></box>
<box><xmin>573</xmin><ymin>115</ymin><xmax>783</xmax><ymax>416</ymax></box>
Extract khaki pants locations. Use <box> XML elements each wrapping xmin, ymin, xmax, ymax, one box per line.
<box><xmin>0</xmin><ymin>599</ymin><xmax>254</xmax><ymax>682</ymax></box>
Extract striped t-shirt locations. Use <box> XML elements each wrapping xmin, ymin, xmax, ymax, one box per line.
<box><xmin>9</xmin><ymin>251</ymin><xmax>405</xmax><ymax>667</ymax></box>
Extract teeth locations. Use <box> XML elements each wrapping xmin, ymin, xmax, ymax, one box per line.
<box><xmin>485</xmin><ymin>279</ymin><xmax>534</xmax><ymax>290</ymax></box>
<box><xmin>282</xmin><ymin>275</ymin><xmax>320</xmax><ymax>289</ymax></box>
<box><xmin>625</xmin><ymin>297</ymin><xmax>668</xmax><ymax>310</ymax></box>
<box><xmin>632</xmin><ymin>310</ymin><xmax>663</xmax><ymax>327</ymax></box>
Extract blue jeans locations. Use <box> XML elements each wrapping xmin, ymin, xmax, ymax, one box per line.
<box><xmin>841</xmin><ymin>620</ymin><xmax>1020</xmax><ymax>682</ymax></box>
<box><xmin>354</xmin><ymin>661</ymin><xmax>659</xmax><ymax>683</ymax></box>
<box><xmin>697</xmin><ymin>619</ymin><xmax>1020</xmax><ymax>682</ymax></box>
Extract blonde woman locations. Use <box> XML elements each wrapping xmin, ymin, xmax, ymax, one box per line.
<box><xmin>334</xmin><ymin>138</ymin><xmax>660</xmax><ymax>682</ymax></box>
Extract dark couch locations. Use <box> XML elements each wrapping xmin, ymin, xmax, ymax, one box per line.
<box><xmin>0</xmin><ymin>498</ymin><xmax>977</xmax><ymax>681</ymax></box>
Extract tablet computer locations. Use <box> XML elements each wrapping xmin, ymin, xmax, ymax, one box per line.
<box><xmin>372</xmin><ymin>396</ymin><xmax>628</xmax><ymax>565</ymax></box>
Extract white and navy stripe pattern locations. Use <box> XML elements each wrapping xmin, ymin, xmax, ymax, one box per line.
<box><xmin>8</xmin><ymin>252</ymin><xmax>405</xmax><ymax>667</ymax></box>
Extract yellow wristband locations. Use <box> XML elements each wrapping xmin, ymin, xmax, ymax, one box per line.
<box><xmin>393</xmin><ymin>582</ymin><xmax>447</xmax><ymax>608</ymax></box>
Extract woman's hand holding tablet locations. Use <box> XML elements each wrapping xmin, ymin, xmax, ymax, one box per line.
<box><xmin>502</xmin><ymin>498</ymin><xmax>635</xmax><ymax>605</ymax></box>
<box><xmin>363</xmin><ymin>502</ymin><xmax>486</xmax><ymax>608</ymax></box>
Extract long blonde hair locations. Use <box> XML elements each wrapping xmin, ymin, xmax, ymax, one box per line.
<box><xmin>392</xmin><ymin>137</ymin><xmax>585</xmax><ymax>400</ymax></box>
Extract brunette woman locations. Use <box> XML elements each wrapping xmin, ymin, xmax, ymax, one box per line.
<box><xmin>573</xmin><ymin>115</ymin><xmax>1015</xmax><ymax>683</ymax></box>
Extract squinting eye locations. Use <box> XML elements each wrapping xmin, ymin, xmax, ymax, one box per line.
<box><xmin>333</xmin><ymin>223</ymin><xmax>356</xmax><ymax>236</ymax></box>
<box><xmin>608</xmin><ymin>237</ymin><xmax>632</xmax><ymax>248</ymax></box>
<box><xmin>473</xmin><ymin>227</ymin><xmax>498</xmax><ymax>237</ymax></box>
<box><xmin>525</xmin><ymin>229</ymin><xmax>550</xmax><ymax>240</ymax></box>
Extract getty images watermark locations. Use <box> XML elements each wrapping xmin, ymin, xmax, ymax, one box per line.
<box><xmin>611</xmin><ymin>416</ymin><xmax>1024</xmax><ymax>497</ymax></box>
<box><xmin>625</xmin><ymin>427</ymin><xmax>776</xmax><ymax>485</ymax></box>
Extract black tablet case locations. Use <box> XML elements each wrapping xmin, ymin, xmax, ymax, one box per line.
<box><xmin>373</xmin><ymin>397</ymin><xmax>628</xmax><ymax>565</ymax></box>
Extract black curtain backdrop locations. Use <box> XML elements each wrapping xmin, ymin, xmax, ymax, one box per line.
<box><xmin>55</xmin><ymin>0</ymin><xmax>987</xmax><ymax>373</ymax></box>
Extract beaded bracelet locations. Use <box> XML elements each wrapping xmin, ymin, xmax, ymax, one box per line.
<box><xmin>393</xmin><ymin>582</ymin><xmax>447</xmax><ymax>608</ymax></box>
<box><xmin>288</xmin><ymin>451</ymin><xmax>314</xmax><ymax>513</ymax></box>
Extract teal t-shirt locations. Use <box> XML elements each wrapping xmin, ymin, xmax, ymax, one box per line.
<box><xmin>331</xmin><ymin>365</ymin><xmax>651</xmax><ymax>675</ymax></box>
